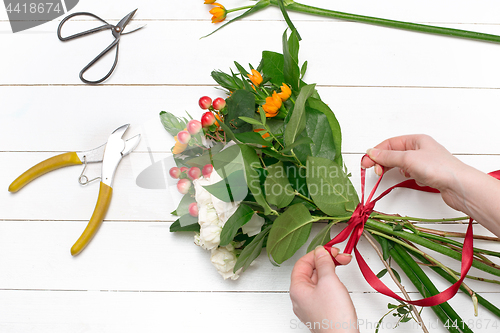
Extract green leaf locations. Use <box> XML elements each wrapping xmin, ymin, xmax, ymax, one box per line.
<box><xmin>259</xmin><ymin>106</ymin><xmax>267</xmax><ymax>126</ymax></box>
<box><xmin>281</xmin><ymin>136</ymin><xmax>313</xmax><ymax>153</ymax></box>
<box><xmin>239</xmin><ymin>116</ymin><xmax>264</xmax><ymax>126</ymax></box>
<box><xmin>234</xmin><ymin>225</ymin><xmax>271</xmax><ymax>273</ymax></box>
<box><xmin>306</xmin><ymin>156</ymin><xmax>359</xmax><ymax>216</ymax></box>
<box><xmin>159</xmin><ymin>111</ymin><xmax>187</xmax><ymax>136</ymax></box>
<box><xmin>283</xmin><ymin>161</ymin><xmax>308</xmax><ymax>196</ymax></box>
<box><xmin>225</xmin><ymin>90</ymin><xmax>256</xmax><ymax>133</ymax></box>
<box><xmin>259</xmin><ymin>51</ymin><xmax>285</xmax><ymax>87</ymax></box>
<box><xmin>217</xmin><ymin>121</ymin><xmax>238</xmax><ymax>142</ymax></box>
<box><xmin>234</xmin><ymin>132</ymin><xmax>270</xmax><ymax>146</ymax></box>
<box><xmin>234</xmin><ymin>61</ymin><xmax>250</xmax><ymax>77</ymax></box>
<box><xmin>239</xmin><ymin>144</ymin><xmax>273</xmax><ymax>215</ymax></box>
<box><xmin>179</xmin><ymin>214</ymin><xmax>199</xmax><ymax>227</ymax></box>
<box><xmin>283</xmin><ymin>30</ymin><xmax>301</xmax><ymax>92</ymax></box>
<box><xmin>267</xmin><ymin>203</ymin><xmax>314</xmax><ymax>264</ymax></box>
<box><xmin>260</xmin><ymin>148</ymin><xmax>295</xmax><ymax>163</ymax></box>
<box><xmin>220</xmin><ymin>204</ymin><xmax>255</xmax><ymax>247</ymax></box>
<box><xmin>264</xmin><ymin>161</ymin><xmax>295</xmax><ymax>208</ymax></box>
<box><xmin>300</xmin><ymin>60</ymin><xmax>308</xmax><ymax>79</ymax></box>
<box><xmin>202</xmin><ymin>0</ymin><xmax>271</xmax><ymax>38</ymax></box>
<box><xmin>306</xmin><ymin>97</ymin><xmax>343</xmax><ymax>166</ymax></box>
<box><xmin>284</xmin><ymin>84</ymin><xmax>316</xmax><ymax>146</ymax></box>
<box><xmin>170</xmin><ymin>218</ymin><xmax>200</xmax><ymax>232</ymax></box>
<box><xmin>307</xmin><ymin>222</ymin><xmax>334</xmax><ymax>252</ymax></box>
<box><xmin>203</xmin><ymin>170</ymin><xmax>248</xmax><ymax>202</ymax></box>
<box><xmin>276</xmin><ymin>0</ymin><xmax>301</xmax><ymax>41</ymax></box>
<box><xmin>172</xmin><ymin>194</ymin><xmax>195</xmax><ymax>217</ymax></box>
<box><xmin>211</xmin><ymin>70</ymin><xmax>243</xmax><ymax>91</ymax></box>
<box><xmin>376</xmin><ymin>268</ymin><xmax>388</xmax><ymax>279</ymax></box>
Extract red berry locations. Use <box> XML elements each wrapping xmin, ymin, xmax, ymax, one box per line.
<box><xmin>180</xmin><ymin>167</ymin><xmax>189</xmax><ymax>173</ymax></box>
<box><xmin>187</xmin><ymin>167</ymin><xmax>201</xmax><ymax>180</ymax></box>
<box><xmin>177</xmin><ymin>130</ymin><xmax>191</xmax><ymax>144</ymax></box>
<box><xmin>169</xmin><ymin>167</ymin><xmax>181</xmax><ymax>179</ymax></box>
<box><xmin>199</xmin><ymin>96</ymin><xmax>212</xmax><ymax>110</ymax></box>
<box><xmin>188</xmin><ymin>202</ymin><xmax>199</xmax><ymax>217</ymax></box>
<box><xmin>202</xmin><ymin>164</ymin><xmax>214</xmax><ymax>178</ymax></box>
<box><xmin>201</xmin><ymin>112</ymin><xmax>216</xmax><ymax>127</ymax></box>
<box><xmin>187</xmin><ymin>120</ymin><xmax>202</xmax><ymax>135</ymax></box>
<box><xmin>177</xmin><ymin>178</ymin><xmax>191</xmax><ymax>194</ymax></box>
<box><xmin>213</xmin><ymin>97</ymin><xmax>226</xmax><ymax>110</ymax></box>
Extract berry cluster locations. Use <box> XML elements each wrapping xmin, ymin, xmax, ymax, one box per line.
<box><xmin>173</xmin><ymin>96</ymin><xmax>227</xmax><ymax>151</ymax></box>
<box><xmin>169</xmin><ymin>164</ymin><xmax>214</xmax><ymax>217</ymax></box>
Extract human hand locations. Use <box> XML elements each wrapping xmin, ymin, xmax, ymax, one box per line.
<box><xmin>290</xmin><ymin>246</ymin><xmax>359</xmax><ymax>333</ymax></box>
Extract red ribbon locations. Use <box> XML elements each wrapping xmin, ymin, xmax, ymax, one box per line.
<box><xmin>324</xmin><ymin>157</ymin><xmax>498</xmax><ymax>307</ymax></box>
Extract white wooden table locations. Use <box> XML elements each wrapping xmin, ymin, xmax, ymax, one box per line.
<box><xmin>1</xmin><ymin>1</ymin><xmax>500</xmax><ymax>332</ymax></box>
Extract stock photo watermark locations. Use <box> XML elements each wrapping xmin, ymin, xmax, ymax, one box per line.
<box><xmin>3</xmin><ymin>0</ymin><xmax>79</xmax><ymax>32</ymax></box>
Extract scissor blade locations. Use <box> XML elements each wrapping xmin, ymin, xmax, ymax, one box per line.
<box><xmin>110</xmin><ymin>124</ymin><xmax>130</xmax><ymax>140</ymax></box>
<box><xmin>116</xmin><ymin>9</ymin><xmax>138</xmax><ymax>31</ymax></box>
<box><xmin>122</xmin><ymin>134</ymin><xmax>141</xmax><ymax>156</ymax></box>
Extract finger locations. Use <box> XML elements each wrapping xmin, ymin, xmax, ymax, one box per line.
<box><xmin>367</xmin><ymin>148</ymin><xmax>407</xmax><ymax>169</ymax></box>
<box><xmin>335</xmin><ymin>253</ymin><xmax>353</xmax><ymax>266</ymax></box>
<box><xmin>314</xmin><ymin>246</ymin><xmax>337</xmax><ymax>280</ymax></box>
<box><xmin>372</xmin><ymin>135</ymin><xmax>421</xmax><ymax>152</ymax></box>
<box><xmin>290</xmin><ymin>250</ymin><xmax>316</xmax><ymax>286</ymax></box>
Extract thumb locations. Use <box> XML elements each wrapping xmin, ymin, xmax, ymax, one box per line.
<box><xmin>367</xmin><ymin>148</ymin><xmax>407</xmax><ymax>169</ymax></box>
<box><xmin>314</xmin><ymin>246</ymin><xmax>337</xmax><ymax>280</ymax></box>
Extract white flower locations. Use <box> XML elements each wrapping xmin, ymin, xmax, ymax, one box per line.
<box><xmin>210</xmin><ymin>246</ymin><xmax>242</xmax><ymax>280</ymax></box>
<box><xmin>198</xmin><ymin>204</ymin><xmax>219</xmax><ymax>227</ymax></box>
<box><xmin>212</xmin><ymin>197</ymin><xmax>240</xmax><ymax>225</ymax></box>
<box><xmin>242</xmin><ymin>213</ymin><xmax>265</xmax><ymax>237</ymax></box>
<box><xmin>193</xmin><ymin>177</ymin><xmax>212</xmax><ymax>207</ymax></box>
<box><xmin>199</xmin><ymin>224</ymin><xmax>222</xmax><ymax>250</ymax></box>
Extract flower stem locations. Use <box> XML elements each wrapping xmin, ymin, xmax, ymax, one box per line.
<box><xmin>366</xmin><ymin>219</ymin><xmax>500</xmax><ymax>277</ymax></box>
<box><xmin>283</xmin><ymin>1</ymin><xmax>500</xmax><ymax>44</ymax></box>
<box><xmin>389</xmin><ymin>242</ymin><xmax>473</xmax><ymax>333</ymax></box>
<box><xmin>226</xmin><ymin>5</ymin><xmax>255</xmax><ymax>14</ymax></box>
<box><xmin>372</xmin><ymin>212</ymin><xmax>470</xmax><ymax>223</ymax></box>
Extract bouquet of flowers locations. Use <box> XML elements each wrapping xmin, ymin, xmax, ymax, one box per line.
<box><xmin>160</xmin><ymin>31</ymin><xmax>500</xmax><ymax>331</ymax></box>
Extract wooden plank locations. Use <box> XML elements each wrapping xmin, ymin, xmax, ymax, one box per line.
<box><xmin>5</xmin><ymin>152</ymin><xmax>500</xmax><ymax>221</ymax></box>
<box><xmin>2</xmin><ymin>0</ymin><xmax>500</xmax><ymax>23</ymax></box>
<box><xmin>0</xmin><ymin>289</ymin><xmax>498</xmax><ymax>333</ymax></box>
<box><xmin>0</xmin><ymin>220</ymin><xmax>498</xmax><ymax>294</ymax></box>
<box><xmin>2</xmin><ymin>20</ymin><xmax>500</xmax><ymax>87</ymax></box>
<box><xmin>1</xmin><ymin>86</ymin><xmax>500</xmax><ymax>155</ymax></box>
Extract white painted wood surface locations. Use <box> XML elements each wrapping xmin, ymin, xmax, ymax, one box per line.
<box><xmin>1</xmin><ymin>1</ymin><xmax>500</xmax><ymax>332</ymax></box>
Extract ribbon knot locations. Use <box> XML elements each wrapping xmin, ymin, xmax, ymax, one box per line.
<box><xmin>322</xmin><ymin>155</ymin><xmax>483</xmax><ymax>307</ymax></box>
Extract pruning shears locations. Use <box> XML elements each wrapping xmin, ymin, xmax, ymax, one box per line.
<box><xmin>8</xmin><ymin>124</ymin><xmax>141</xmax><ymax>256</ymax></box>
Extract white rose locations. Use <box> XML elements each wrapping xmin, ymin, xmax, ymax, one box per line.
<box><xmin>193</xmin><ymin>177</ymin><xmax>212</xmax><ymax>207</ymax></box>
<box><xmin>210</xmin><ymin>246</ymin><xmax>242</xmax><ymax>280</ymax></box>
<box><xmin>242</xmin><ymin>213</ymin><xmax>265</xmax><ymax>237</ymax></box>
<box><xmin>194</xmin><ymin>233</ymin><xmax>201</xmax><ymax>246</ymax></box>
<box><xmin>199</xmin><ymin>224</ymin><xmax>222</xmax><ymax>250</ymax></box>
<box><xmin>198</xmin><ymin>204</ymin><xmax>219</xmax><ymax>227</ymax></box>
<box><xmin>212</xmin><ymin>197</ymin><xmax>240</xmax><ymax>225</ymax></box>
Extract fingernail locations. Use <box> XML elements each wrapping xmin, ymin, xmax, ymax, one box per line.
<box><xmin>340</xmin><ymin>253</ymin><xmax>352</xmax><ymax>257</ymax></box>
<box><xmin>315</xmin><ymin>246</ymin><xmax>327</xmax><ymax>258</ymax></box>
<box><xmin>367</xmin><ymin>148</ymin><xmax>380</xmax><ymax>158</ymax></box>
<box><xmin>375</xmin><ymin>165</ymin><xmax>383</xmax><ymax>176</ymax></box>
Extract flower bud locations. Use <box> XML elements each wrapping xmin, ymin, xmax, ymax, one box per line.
<box><xmin>188</xmin><ymin>167</ymin><xmax>202</xmax><ymax>180</ymax></box>
<box><xmin>201</xmin><ymin>112</ymin><xmax>216</xmax><ymax>127</ymax></box>
<box><xmin>212</xmin><ymin>97</ymin><xmax>226</xmax><ymax>110</ymax></box>
<box><xmin>202</xmin><ymin>164</ymin><xmax>214</xmax><ymax>178</ymax></box>
<box><xmin>177</xmin><ymin>130</ymin><xmax>191</xmax><ymax>144</ymax></box>
<box><xmin>187</xmin><ymin>120</ymin><xmax>202</xmax><ymax>135</ymax></box>
<box><xmin>169</xmin><ymin>167</ymin><xmax>181</xmax><ymax>179</ymax></box>
<box><xmin>177</xmin><ymin>178</ymin><xmax>191</xmax><ymax>194</ymax></box>
<box><xmin>188</xmin><ymin>202</ymin><xmax>199</xmax><ymax>217</ymax></box>
<box><xmin>199</xmin><ymin>96</ymin><xmax>212</xmax><ymax>110</ymax></box>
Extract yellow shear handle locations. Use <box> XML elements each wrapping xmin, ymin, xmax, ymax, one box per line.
<box><xmin>8</xmin><ymin>152</ymin><xmax>82</xmax><ymax>193</ymax></box>
<box><xmin>71</xmin><ymin>182</ymin><xmax>113</xmax><ymax>256</ymax></box>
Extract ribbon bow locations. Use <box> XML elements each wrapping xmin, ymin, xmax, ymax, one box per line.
<box><xmin>324</xmin><ymin>156</ymin><xmax>476</xmax><ymax>307</ymax></box>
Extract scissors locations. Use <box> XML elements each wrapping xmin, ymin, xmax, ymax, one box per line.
<box><xmin>9</xmin><ymin>124</ymin><xmax>141</xmax><ymax>256</ymax></box>
<box><xmin>57</xmin><ymin>9</ymin><xmax>144</xmax><ymax>84</ymax></box>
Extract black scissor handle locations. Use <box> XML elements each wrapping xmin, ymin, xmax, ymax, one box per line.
<box><xmin>79</xmin><ymin>38</ymin><xmax>120</xmax><ymax>84</ymax></box>
<box><xmin>57</xmin><ymin>12</ymin><xmax>113</xmax><ymax>41</ymax></box>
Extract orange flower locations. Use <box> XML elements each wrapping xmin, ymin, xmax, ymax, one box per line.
<box><xmin>204</xmin><ymin>0</ymin><xmax>216</xmax><ymax>3</ymax></box>
<box><xmin>209</xmin><ymin>3</ymin><xmax>227</xmax><ymax>23</ymax></box>
<box><xmin>262</xmin><ymin>91</ymin><xmax>282</xmax><ymax>117</ymax></box>
<box><xmin>172</xmin><ymin>128</ymin><xmax>188</xmax><ymax>154</ymax></box>
<box><xmin>253</xmin><ymin>128</ymin><xmax>270</xmax><ymax>139</ymax></box>
<box><xmin>277</xmin><ymin>83</ymin><xmax>291</xmax><ymax>101</ymax></box>
<box><xmin>247</xmin><ymin>69</ymin><xmax>263</xmax><ymax>87</ymax></box>
<box><xmin>214</xmin><ymin>113</ymin><xmax>223</xmax><ymax>128</ymax></box>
